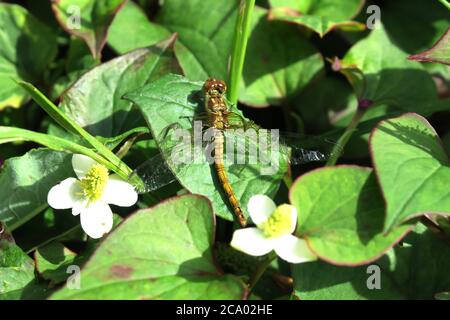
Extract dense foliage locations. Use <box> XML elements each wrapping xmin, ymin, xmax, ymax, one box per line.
<box><xmin>0</xmin><ymin>0</ymin><xmax>449</xmax><ymax>300</ymax></box>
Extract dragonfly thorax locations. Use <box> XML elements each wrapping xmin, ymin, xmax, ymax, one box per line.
<box><xmin>207</xmin><ymin>96</ymin><xmax>227</xmax><ymax>113</ymax></box>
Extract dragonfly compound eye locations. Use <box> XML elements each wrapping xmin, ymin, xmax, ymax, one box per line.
<box><xmin>204</xmin><ymin>79</ymin><xmax>227</xmax><ymax>95</ymax></box>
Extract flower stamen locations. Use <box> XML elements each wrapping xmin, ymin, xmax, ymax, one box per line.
<box><xmin>79</xmin><ymin>164</ymin><xmax>109</xmax><ymax>202</ymax></box>
<box><xmin>260</xmin><ymin>204</ymin><xmax>293</xmax><ymax>238</ymax></box>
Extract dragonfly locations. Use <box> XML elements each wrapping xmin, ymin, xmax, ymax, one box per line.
<box><xmin>130</xmin><ymin>78</ymin><xmax>341</xmax><ymax>227</ymax></box>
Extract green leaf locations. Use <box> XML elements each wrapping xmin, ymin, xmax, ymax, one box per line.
<box><xmin>156</xmin><ymin>0</ymin><xmax>238</xmax><ymax>81</ymax></box>
<box><xmin>293</xmin><ymin>224</ymin><xmax>450</xmax><ymax>299</ymax></box>
<box><xmin>12</xmin><ymin>207</ymin><xmax>82</xmax><ymax>254</ymax></box>
<box><xmin>125</xmin><ymin>74</ymin><xmax>287</xmax><ymax>222</ymax></box>
<box><xmin>35</xmin><ymin>242</ymin><xmax>77</xmax><ymax>284</ymax></box>
<box><xmin>51</xmin><ymin>194</ymin><xmax>247</xmax><ymax>299</ymax></box>
<box><xmin>109</xmin><ymin>0</ymin><xmax>239</xmax><ymax>81</ymax></box>
<box><xmin>47</xmin><ymin>124</ymin><xmax>149</xmax><ymax>151</ymax></box>
<box><xmin>51</xmin><ymin>37</ymin><xmax>99</xmax><ymax>99</ymax></box>
<box><xmin>60</xmin><ymin>35</ymin><xmax>182</xmax><ymax>137</ymax></box>
<box><xmin>19</xmin><ymin>74</ymin><xmax>145</xmax><ymax>180</ymax></box>
<box><xmin>0</xmin><ymin>149</ymin><xmax>73</xmax><ymax>230</ymax></box>
<box><xmin>239</xmin><ymin>7</ymin><xmax>324</xmax><ymax>107</ymax></box>
<box><xmin>381</xmin><ymin>0</ymin><xmax>450</xmax><ymax>54</ymax></box>
<box><xmin>292</xmin><ymin>259</ymin><xmax>403</xmax><ymax>300</ymax></box>
<box><xmin>271</xmin><ymin>0</ymin><xmax>364</xmax><ymax>20</ymax></box>
<box><xmin>0</xmin><ymin>227</ymin><xmax>39</xmax><ymax>299</ymax></box>
<box><xmin>66</xmin><ymin>37</ymin><xmax>99</xmax><ymax>72</ymax></box>
<box><xmin>268</xmin><ymin>0</ymin><xmax>366</xmax><ymax>37</ymax></box>
<box><xmin>290</xmin><ymin>165</ymin><xmax>412</xmax><ymax>265</ymax></box>
<box><xmin>0</xmin><ymin>3</ymin><xmax>57</xmax><ymax>109</ymax></box>
<box><xmin>369</xmin><ymin>113</ymin><xmax>450</xmax><ymax>231</ymax></box>
<box><xmin>108</xmin><ymin>1</ymin><xmax>170</xmax><ymax>54</ymax></box>
<box><xmin>408</xmin><ymin>28</ymin><xmax>450</xmax><ymax>66</ymax></box>
<box><xmin>294</xmin><ymin>76</ymin><xmax>356</xmax><ymax>133</ymax></box>
<box><xmin>51</xmin><ymin>0</ymin><xmax>127</xmax><ymax>59</ymax></box>
<box><xmin>339</xmin><ymin>25</ymin><xmax>438</xmax><ymax>112</ymax></box>
<box><xmin>388</xmin><ymin>224</ymin><xmax>450</xmax><ymax>299</ymax></box>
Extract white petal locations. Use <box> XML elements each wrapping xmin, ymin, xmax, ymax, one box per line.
<box><xmin>274</xmin><ymin>234</ymin><xmax>317</xmax><ymax>264</ymax></box>
<box><xmin>72</xmin><ymin>154</ymin><xmax>97</xmax><ymax>179</ymax></box>
<box><xmin>79</xmin><ymin>202</ymin><xmax>113</xmax><ymax>239</ymax></box>
<box><xmin>72</xmin><ymin>200</ymin><xmax>87</xmax><ymax>216</ymax></box>
<box><xmin>47</xmin><ymin>178</ymin><xmax>81</xmax><ymax>209</ymax></box>
<box><xmin>101</xmin><ymin>174</ymin><xmax>138</xmax><ymax>207</ymax></box>
<box><xmin>247</xmin><ymin>195</ymin><xmax>276</xmax><ymax>227</ymax></box>
<box><xmin>285</xmin><ymin>205</ymin><xmax>298</xmax><ymax>234</ymax></box>
<box><xmin>230</xmin><ymin>228</ymin><xmax>274</xmax><ymax>256</ymax></box>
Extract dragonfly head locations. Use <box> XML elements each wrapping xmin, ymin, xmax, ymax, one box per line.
<box><xmin>204</xmin><ymin>78</ymin><xmax>227</xmax><ymax>96</ymax></box>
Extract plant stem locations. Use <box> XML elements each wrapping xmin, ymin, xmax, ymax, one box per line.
<box><xmin>248</xmin><ymin>251</ymin><xmax>277</xmax><ymax>291</ymax></box>
<box><xmin>228</xmin><ymin>0</ymin><xmax>255</xmax><ymax>105</ymax></box>
<box><xmin>325</xmin><ymin>107</ymin><xmax>367</xmax><ymax>166</ymax></box>
<box><xmin>437</xmin><ymin>0</ymin><xmax>450</xmax><ymax>10</ymax></box>
<box><xmin>17</xmin><ymin>82</ymin><xmax>145</xmax><ymax>188</ymax></box>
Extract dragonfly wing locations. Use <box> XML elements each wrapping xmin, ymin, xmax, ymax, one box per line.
<box><xmin>226</xmin><ymin>112</ymin><xmax>260</xmax><ymax>130</ymax></box>
<box><xmin>131</xmin><ymin>129</ymin><xmax>214</xmax><ymax>193</ymax></box>
<box><xmin>277</xmin><ymin>132</ymin><xmax>341</xmax><ymax>165</ymax></box>
<box><xmin>221</xmin><ymin>129</ymin><xmax>290</xmax><ymax>176</ymax></box>
<box><xmin>130</xmin><ymin>152</ymin><xmax>178</xmax><ymax>193</ymax></box>
<box><xmin>222</xmin><ymin>129</ymin><xmax>340</xmax><ymax>167</ymax></box>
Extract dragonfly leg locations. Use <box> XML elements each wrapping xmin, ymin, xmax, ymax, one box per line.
<box><xmin>158</xmin><ymin>122</ymin><xmax>184</xmax><ymax>141</ymax></box>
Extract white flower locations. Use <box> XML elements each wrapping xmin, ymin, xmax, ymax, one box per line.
<box><xmin>230</xmin><ymin>195</ymin><xmax>317</xmax><ymax>264</ymax></box>
<box><xmin>47</xmin><ymin>154</ymin><xmax>138</xmax><ymax>239</ymax></box>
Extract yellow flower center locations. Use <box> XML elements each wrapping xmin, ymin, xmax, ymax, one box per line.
<box><xmin>79</xmin><ymin>164</ymin><xmax>109</xmax><ymax>202</ymax></box>
<box><xmin>261</xmin><ymin>204</ymin><xmax>293</xmax><ymax>238</ymax></box>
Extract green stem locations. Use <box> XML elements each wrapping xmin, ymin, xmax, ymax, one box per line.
<box><xmin>325</xmin><ymin>107</ymin><xmax>366</xmax><ymax>166</ymax></box>
<box><xmin>248</xmin><ymin>251</ymin><xmax>277</xmax><ymax>291</ymax></box>
<box><xmin>0</xmin><ymin>126</ymin><xmax>122</xmax><ymax>175</ymax></box>
<box><xmin>437</xmin><ymin>0</ymin><xmax>450</xmax><ymax>10</ymax></box>
<box><xmin>17</xmin><ymin>81</ymin><xmax>139</xmax><ymax>184</ymax></box>
<box><xmin>227</xmin><ymin>0</ymin><xmax>255</xmax><ymax>105</ymax></box>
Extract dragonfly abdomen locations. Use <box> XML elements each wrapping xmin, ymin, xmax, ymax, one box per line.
<box><xmin>213</xmin><ymin>130</ymin><xmax>247</xmax><ymax>227</ymax></box>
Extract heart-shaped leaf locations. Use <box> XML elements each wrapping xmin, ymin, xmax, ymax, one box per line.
<box><xmin>338</xmin><ymin>25</ymin><xmax>438</xmax><ymax>113</ymax></box>
<box><xmin>125</xmin><ymin>74</ymin><xmax>287</xmax><ymax>222</ymax></box>
<box><xmin>0</xmin><ymin>3</ymin><xmax>57</xmax><ymax>110</ymax></box>
<box><xmin>370</xmin><ymin>113</ymin><xmax>450</xmax><ymax>231</ymax></box>
<box><xmin>268</xmin><ymin>0</ymin><xmax>366</xmax><ymax>37</ymax></box>
<box><xmin>289</xmin><ymin>165</ymin><xmax>412</xmax><ymax>265</ymax></box>
<box><xmin>408</xmin><ymin>28</ymin><xmax>450</xmax><ymax>66</ymax></box>
<box><xmin>51</xmin><ymin>0</ymin><xmax>127</xmax><ymax>59</ymax></box>
<box><xmin>51</xmin><ymin>194</ymin><xmax>247</xmax><ymax>299</ymax></box>
<box><xmin>60</xmin><ymin>35</ymin><xmax>182</xmax><ymax>137</ymax></box>
<box><xmin>239</xmin><ymin>7</ymin><xmax>324</xmax><ymax>107</ymax></box>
